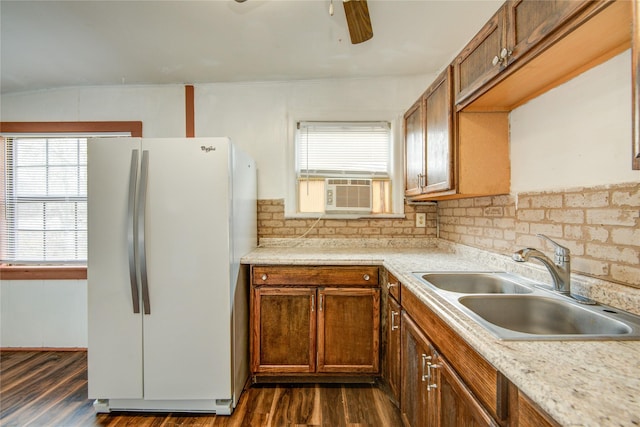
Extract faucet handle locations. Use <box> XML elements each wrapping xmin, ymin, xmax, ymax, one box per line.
<box><xmin>536</xmin><ymin>234</ymin><xmax>569</xmax><ymax>261</ymax></box>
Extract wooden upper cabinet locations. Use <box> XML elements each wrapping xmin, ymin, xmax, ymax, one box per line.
<box><xmin>460</xmin><ymin>0</ymin><xmax>632</xmax><ymax>111</ymax></box>
<box><xmin>505</xmin><ymin>0</ymin><xmax>590</xmax><ymax>65</ymax></box>
<box><xmin>404</xmin><ymin>97</ymin><xmax>425</xmax><ymax>197</ymax></box>
<box><xmin>454</xmin><ymin>5</ymin><xmax>507</xmax><ymax>106</ymax></box>
<box><xmin>424</xmin><ymin>67</ymin><xmax>454</xmax><ymax>194</ymax></box>
<box><xmin>404</xmin><ymin>67</ymin><xmax>455</xmax><ymax>199</ymax></box>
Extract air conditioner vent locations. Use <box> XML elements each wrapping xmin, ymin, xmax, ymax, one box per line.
<box><xmin>325</xmin><ymin>178</ymin><xmax>372</xmax><ymax>213</ymax></box>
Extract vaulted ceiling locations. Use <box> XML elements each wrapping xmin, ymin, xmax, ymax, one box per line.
<box><xmin>0</xmin><ymin>0</ymin><xmax>503</xmax><ymax>94</ymax></box>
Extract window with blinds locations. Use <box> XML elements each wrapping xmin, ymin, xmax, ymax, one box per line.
<box><xmin>295</xmin><ymin>121</ymin><xmax>392</xmax><ymax>214</ymax></box>
<box><xmin>1</xmin><ymin>137</ymin><xmax>87</xmax><ymax>264</ymax></box>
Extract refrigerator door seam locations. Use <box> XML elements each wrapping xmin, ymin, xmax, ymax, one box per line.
<box><xmin>139</xmin><ymin>150</ymin><xmax>151</xmax><ymax>315</ymax></box>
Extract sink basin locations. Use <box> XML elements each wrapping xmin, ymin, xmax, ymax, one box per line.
<box><xmin>415</xmin><ymin>272</ymin><xmax>534</xmax><ymax>294</ymax></box>
<box><xmin>458</xmin><ymin>295</ymin><xmax>635</xmax><ymax>337</ymax></box>
<box><xmin>411</xmin><ymin>271</ymin><xmax>640</xmax><ymax>340</ymax></box>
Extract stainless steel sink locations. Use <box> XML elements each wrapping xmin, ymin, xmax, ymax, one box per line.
<box><xmin>416</xmin><ymin>272</ymin><xmax>534</xmax><ymax>294</ymax></box>
<box><xmin>458</xmin><ymin>295</ymin><xmax>639</xmax><ymax>339</ymax></box>
<box><xmin>411</xmin><ymin>271</ymin><xmax>640</xmax><ymax>340</ymax></box>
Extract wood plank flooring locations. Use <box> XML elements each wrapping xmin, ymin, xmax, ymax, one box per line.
<box><xmin>0</xmin><ymin>351</ymin><xmax>404</xmax><ymax>426</ymax></box>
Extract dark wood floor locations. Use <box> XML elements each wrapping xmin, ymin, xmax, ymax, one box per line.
<box><xmin>0</xmin><ymin>351</ymin><xmax>404</xmax><ymax>426</ymax></box>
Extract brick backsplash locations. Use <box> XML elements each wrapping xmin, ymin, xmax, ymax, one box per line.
<box><xmin>257</xmin><ymin>199</ymin><xmax>437</xmax><ymax>240</ymax></box>
<box><xmin>257</xmin><ymin>182</ymin><xmax>639</xmax><ymax>287</ymax></box>
<box><xmin>438</xmin><ymin>182</ymin><xmax>640</xmax><ymax>288</ymax></box>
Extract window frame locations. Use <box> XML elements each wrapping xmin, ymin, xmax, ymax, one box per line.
<box><xmin>285</xmin><ymin>115</ymin><xmax>405</xmax><ymax>219</ymax></box>
<box><xmin>0</xmin><ymin>121</ymin><xmax>142</xmax><ymax>280</ymax></box>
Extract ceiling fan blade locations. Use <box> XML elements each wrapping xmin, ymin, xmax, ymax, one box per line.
<box><xmin>343</xmin><ymin>0</ymin><xmax>373</xmax><ymax>44</ymax></box>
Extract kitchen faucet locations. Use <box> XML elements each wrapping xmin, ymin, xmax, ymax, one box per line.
<box><xmin>512</xmin><ymin>234</ymin><xmax>571</xmax><ymax>295</ymax></box>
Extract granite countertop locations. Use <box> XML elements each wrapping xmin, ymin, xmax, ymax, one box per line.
<box><xmin>241</xmin><ymin>239</ymin><xmax>640</xmax><ymax>427</ymax></box>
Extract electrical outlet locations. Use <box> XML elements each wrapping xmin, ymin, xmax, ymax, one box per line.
<box><xmin>416</xmin><ymin>213</ymin><xmax>426</xmax><ymax>228</ymax></box>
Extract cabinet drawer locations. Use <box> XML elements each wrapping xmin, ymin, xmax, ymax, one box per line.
<box><xmin>253</xmin><ymin>266</ymin><xmax>379</xmax><ymax>287</ymax></box>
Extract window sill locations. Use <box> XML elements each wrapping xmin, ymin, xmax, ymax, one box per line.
<box><xmin>284</xmin><ymin>213</ymin><xmax>406</xmax><ymax>220</ymax></box>
<box><xmin>0</xmin><ymin>265</ymin><xmax>87</xmax><ymax>280</ymax></box>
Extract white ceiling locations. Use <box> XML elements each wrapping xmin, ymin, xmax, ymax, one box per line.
<box><xmin>0</xmin><ymin>0</ymin><xmax>503</xmax><ymax>95</ymax></box>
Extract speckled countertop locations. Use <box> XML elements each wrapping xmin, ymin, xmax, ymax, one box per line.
<box><xmin>241</xmin><ymin>238</ymin><xmax>640</xmax><ymax>427</ymax></box>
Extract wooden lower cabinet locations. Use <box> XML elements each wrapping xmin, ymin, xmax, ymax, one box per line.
<box><xmin>509</xmin><ymin>383</ymin><xmax>561</xmax><ymax>427</ymax></box>
<box><xmin>251</xmin><ymin>287</ymin><xmax>316</xmax><ymax>373</ymax></box>
<box><xmin>436</xmin><ymin>351</ymin><xmax>498</xmax><ymax>427</ymax></box>
<box><xmin>401</xmin><ymin>312</ymin><xmax>434</xmax><ymax>426</ymax></box>
<box><xmin>250</xmin><ymin>265</ymin><xmax>380</xmax><ymax>380</ymax></box>
<box><xmin>401</xmin><ymin>312</ymin><xmax>497</xmax><ymax>427</ymax></box>
<box><xmin>317</xmin><ymin>287</ymin><xmax>380</xmax><ymax>373</ymax></box>
<box><xmin>385</xmin><ymin>295</ymin><xmax>402</xmax><ymax>402</ymax></box>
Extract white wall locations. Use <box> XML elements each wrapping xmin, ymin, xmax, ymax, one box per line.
<box><xmin>1</xmin><ymin>280</ymin><xmax>87</xmax><ymax>347</ymax></box>
<box><xmin>510</xmin><ymin>50</ymin><xmax>639</xmax><ymax>193</ymax></box>
<box><xmin>0</xmin><ymin>75</ymin><xmax>431</xmax><ymax>347</ymax></box>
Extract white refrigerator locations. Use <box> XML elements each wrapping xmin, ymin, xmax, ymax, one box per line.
<box><xmin>87</xmin><ymin>137</ymin><xmax>256</xmax><ymax>414</ymax></box>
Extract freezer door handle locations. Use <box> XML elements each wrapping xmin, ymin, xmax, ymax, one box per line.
<box><xmin>127</xmin><ymin>149</ymin><xmax>141</xmax><ymax>314</ymax></box>
<box><xmin>138</xmin><ymin>150</ymin><xmax>151</xmax><ymax>315</ymax></box>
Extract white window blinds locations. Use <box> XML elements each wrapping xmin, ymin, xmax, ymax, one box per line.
<box><xmin>1</xmin><ymin>137</ymin><xmax>87</xmax><ymax>264</ymax></box>
<box><xmin>296</xmin><ymin>121</ymin><xmax>391</xmax><ymax>176</ymax></box>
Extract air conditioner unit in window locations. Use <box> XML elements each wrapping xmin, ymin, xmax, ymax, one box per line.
<box><xmin>325</xmin><ymin>178</ymin><xmax>372</xmax><ymax>213</ymax></box>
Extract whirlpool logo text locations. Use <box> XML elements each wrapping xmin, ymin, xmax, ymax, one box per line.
<box><xmin>201</xmin><ymin>146</ymin><xmax>216</xmax><ymax>153</ymax></box>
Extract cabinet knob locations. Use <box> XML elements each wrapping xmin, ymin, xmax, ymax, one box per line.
<box><xmin>261</xmin><ymin>274</ymin><xmax>268</xmax><ymax>281</ymax></box>
<box><xmin>363</xmin><ymin>274</ymin><xmax>370</xmax><ymax>281</ymax></box>
<box><xmin>387</xmin><ymin>282</ymin><xmax>396</xmax><ymax>290</ymax></box>
<box><xmin>500</xmin><ymin>47</ymin><xmax>511</xmax><ymax>59</ymax></box>
<box><xmin>492</xmin><ymin>55</ymin><xmax>500</xmax><ymax>66</ymax></box>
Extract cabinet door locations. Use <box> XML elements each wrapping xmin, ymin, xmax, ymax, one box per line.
<box><xmin>454</xmin><ymin>5</ymin><xmax>507</xmax><ymax>105</ymax></box>
<box><xmin>404</xmin><ymin>98</ymin><xmax>425</xmax><ymax>196</ymax></box>
<box><xmin>317</xmin><ymin>287</ymin><xmax>380</xmax><ymax>373</ymax></box>
<box><xmin>506</xmin><ymin>0</ymin><xmax>590</xmax><ymax>65</ymax></box>
<box><xmin>424</xmin><ymin>67</ymin><xmax>454</xmax><ymax>194</ymax></box>
<box><xmin>385</xmin><ymin>296</ymin><xmax>402</xmax><ymax>402</ymax></box>
<box><xmin>516</xmin><ymin>391</ymin><xmax>561</xmax><ymax>427</ymax></box>
<box><xmin>251</xmin><ymin>287</ymin><xmax>316</xmax><ymax>373</ymax></box>
<box><xmin>433</xmin><ymin>350</ymin><xmax>498</xmax><ymax>427</ymax></box>
<box><xmin>401</xmin><ymin>312</ymin><xmax>433</xmax><ymax>427</ymax></box>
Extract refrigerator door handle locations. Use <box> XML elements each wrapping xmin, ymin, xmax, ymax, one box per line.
<box><xmin>127</xmin><ymin>149</ymin><xmax>141</xmax><ymax>314</ymax></box>
<box><xmin>138</xmin><ymin>150</ymin><xmax>151</xmax><ymax>315</ymax></box>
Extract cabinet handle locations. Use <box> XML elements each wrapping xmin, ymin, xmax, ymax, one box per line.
<box><xmin>492</xmin><ymin>48</ymin><xmax>512</xmax><ymax>67</ymax></box>
<box><xmin>387</xmin><ymin>282</ymin><xmax>397</xmax><ymax>290</ymax></box>
<box><xmin>427</xmin><ymin>362</ymin><xmax>439</xmax><ymax>392</ymax></box>
<box><xmin>391</xmin><ymin>311</ymin><xmax>399</xmax><ymax>331</ymax></box>
<box><xmin>363</xmin><ymin>274</ymin><xmax>370</xmax><ymax>281</ymax></box>
<box><xmin>319</xmin><ymin>294</ymin><xmax>324</xmax><ymax>311</ymax></box>
<box><xmin>417</xmin><ymin>173</ymin><xmax>426</xmax><ymax>188</ymax></box>
<box><xmin>261</xmin><ymin>273</ymin><xmax>268</xmax><ymax>281</ymax></box>
<box><xmin>421</xmin><ymin>354</ymin><xmax>432</xmax><ymax>382</ymax></box>
<box><xmin>311</xmin><ymin>294</ymin><xmax>315</xmax><ymax>312</ymax></box>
